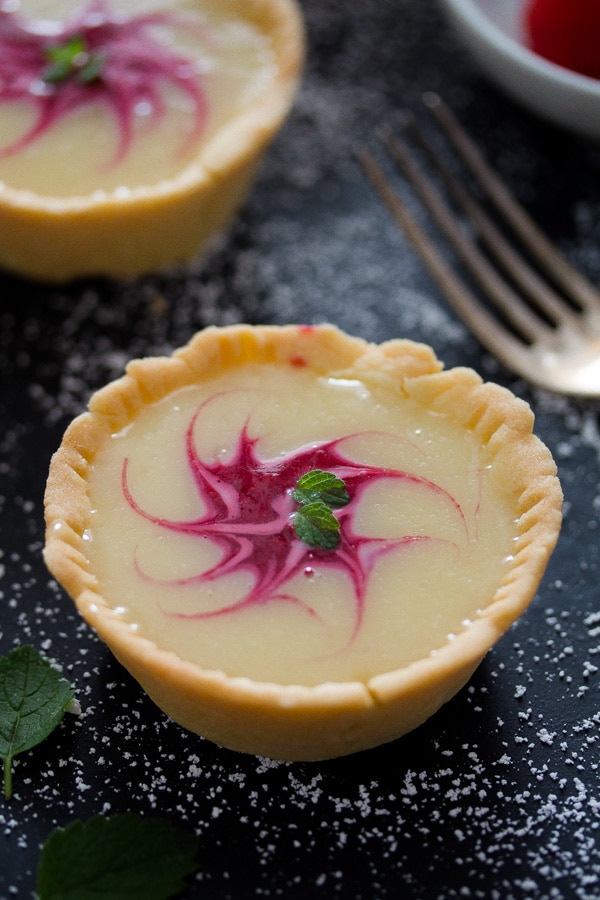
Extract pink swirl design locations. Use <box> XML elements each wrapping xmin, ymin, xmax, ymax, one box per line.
<box><xmin>123</xmin><ymin>396</ymin><xmax>467</xmax><ymax>642</ymax></box>
<box><xmin>0</xmin><ymin>0</ymin><xmax>208</xmax><ymax>163</ymax></box>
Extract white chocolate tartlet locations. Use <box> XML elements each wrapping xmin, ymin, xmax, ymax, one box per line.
<box><xmin>43</xmin><ymin>324</ymin><xmax>562</xmax><ymax>759</ymax></box>
<box><xmin>0</xmin><ymin>0</ymin><xmax>304</xmax><ymax>281</ymax></box>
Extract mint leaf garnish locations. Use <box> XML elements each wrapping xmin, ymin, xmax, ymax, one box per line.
<box><xmin>292</xmin><ymin>470</ymin><xmax>350</xmax><ymax>549</ymax></box>
<box><xmin>37</xmin><ymin>814</ymin><xmax>201</xmax><ymax>900</ymax></box>
<box><xmin>0</xmin><ymin>644</ymin><xmax>75</xmax><ymax>800</ymax></box>
<box><xmin>292</xmin><ymin>469</ymin><xmax>351</xmax><ymax>509</ymax></box>
<box><xmin>43</xmin><ymin>35</ymin><xmax>103</xmax><ymax>85</ymax></box>
<box><xmin>44</xmin><ymin>35</ymin><xmax>86</xmax><ymax>82</ymax></box>
<box><xmin>293</xmin><ymin>500</ymin><xmax>341</xmax><ymax>549</ymax></box>
<box><xmin>77</xmin><ymin>51</ymin><xmax>105</xmax><ymax>85</ymax></box>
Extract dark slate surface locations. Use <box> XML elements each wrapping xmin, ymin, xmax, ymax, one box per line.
<box><xmin>2</xmin><ymin>1</ymin><xmax>600</xmax><ymax>897</ymax></box>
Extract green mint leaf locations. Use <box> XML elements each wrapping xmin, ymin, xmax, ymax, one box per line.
<box><xmin>292</xmin><ymin>469</ymin><xmax>350</xmax><ymax>509</ymax></box>
<box><xmin>43</xmin><ymin>35</ymin><xmax>91</xmax><ymax>84</ymax></box>
<box><xmin>0</xmin><ymin>644</ymin><xmax>75</xmax><ymax>800</ymax></box>
<box><xmin>77</xmin><ymin>52</ymin><xmax>104</xmax><ymax>85</ymax></box>
<box><xmin>37</xmin><ymin>814</ymin><xmax>201</xmax><ymax>900</ymax></box>
<box><xmin>42</xmin><ymin>60</ymin><xmax>71</xmax><ymax>83</ymax></box>
<box><xmin>293</xmin><ymin>500</ymin><xmax>341</xmax><ymax>549</ymax></box>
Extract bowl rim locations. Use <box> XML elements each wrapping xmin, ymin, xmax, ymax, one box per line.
<box><xmin>443</xmin><ymin>0</ymin><xmax>600</xmax><ymax>97</ymax></box>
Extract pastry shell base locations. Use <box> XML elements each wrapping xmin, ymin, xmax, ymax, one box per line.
<box><xmin>43</xmin><ymin>324</ymin><xmax>563</xmax><ymax>760</ymax></box>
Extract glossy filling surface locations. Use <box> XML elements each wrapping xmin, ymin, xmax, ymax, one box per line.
<box><xmin>0</xmin><ymin>0</ymin><xmax>277</xmax><ymax>196</ymax></box>
<box><xmin>85</xmin><ymin>364</ymin><xmax>516</xmax><ymax>686</ymax></box>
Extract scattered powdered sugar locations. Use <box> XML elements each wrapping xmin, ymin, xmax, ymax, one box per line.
<box><xmin>2</xmin><ymin>0</ymin><xmax>600</xmax><ymax>897</ymax></box>
<box><xmin>2</xmin><ymin>304</ymin><xmax>600</xmax><ymax>899</ymax></box>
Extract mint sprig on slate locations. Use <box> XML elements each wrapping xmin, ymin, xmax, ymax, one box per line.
<box><xmin>37</xmin><ymin>814</ymin><xmax>201</xmax><ymax>900</ymax></box>
<box><xmin>292</xmin><ymin>469</ymin><xmax>350</xmax><ymax>550</ymax></box>
<box><xmin>0</xmin><ymin>644</ymin><xmax>75</xmax><ymax>800</ymax></box>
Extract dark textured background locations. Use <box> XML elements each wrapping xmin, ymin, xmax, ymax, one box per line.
<box><xmin>2</xmin><ymin>1</ymin><xmax>600</xmax><ymax>897</ymax></box>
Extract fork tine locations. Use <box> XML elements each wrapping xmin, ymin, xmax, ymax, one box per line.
<box><xmin>378</xmin><ymin>125</ymin><xmax>552</xmax><ymax>344</ymax></box>
<box><xmin>424</xmin><ymin>92</ymin><xmax>600</xmax><ymax>315</ymax></box>
<box><xmin>401</xmin><ymin>111</ymin><xmax>580</xmax><ymax>329</ymax></box>
<box><xmin>356</xmin><ymin>146</ymin><xmax>533</xmax><ymax>373</ymax></box>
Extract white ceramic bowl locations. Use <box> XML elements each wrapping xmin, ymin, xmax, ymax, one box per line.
<box><xmin>441</xmin><ymin>0</ymin><xmax>600</xmax><ymax>140</ymax></box>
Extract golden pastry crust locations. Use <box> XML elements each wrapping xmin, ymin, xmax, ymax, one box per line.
<box><xmin>0</xmin><ymin>0</ymin><xmax>304</xmax><ymax>282</ymax></box>
<box><xmin>43</xmin><ymin>324</ymin><xmax>563</xmax><ymax>760</ymax></box>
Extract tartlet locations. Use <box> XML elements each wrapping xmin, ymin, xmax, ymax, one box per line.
<box><xmin>43</xmin><ymin>324</ymin><xmax>562</xmax><ymax>760</ymax></box>
<box><xmin>0</xmin><ymin>0</ymin><xmax>304</xmax><ymax>282</ymax></box>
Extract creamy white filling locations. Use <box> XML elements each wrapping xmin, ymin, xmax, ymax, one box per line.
<box><xmin>0</xmin><ymin>0</ymin><xmax>276</xmax><ymax>196</ymax></box>
<box><xmin>86</xmin><ymin>364</ymin><xmax>516</xmax><ymax>686</ymax></box>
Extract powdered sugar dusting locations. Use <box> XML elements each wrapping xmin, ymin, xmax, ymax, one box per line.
<box><xmin>2</xmin><ymin>0</ymin><xmax>600</xmax><ymax>896</ymax></box>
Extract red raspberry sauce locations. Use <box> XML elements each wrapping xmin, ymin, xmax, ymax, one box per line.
<box><xmin>524</xmin><ymin>0</ymin><xmax>600</xmax><ymax>80</ymax></box>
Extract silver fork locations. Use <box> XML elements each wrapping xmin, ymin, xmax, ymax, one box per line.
<box><xmin>357</xmin><ymin>92</ymin><xmax>600</xmax><ymax>397</ymax></box>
